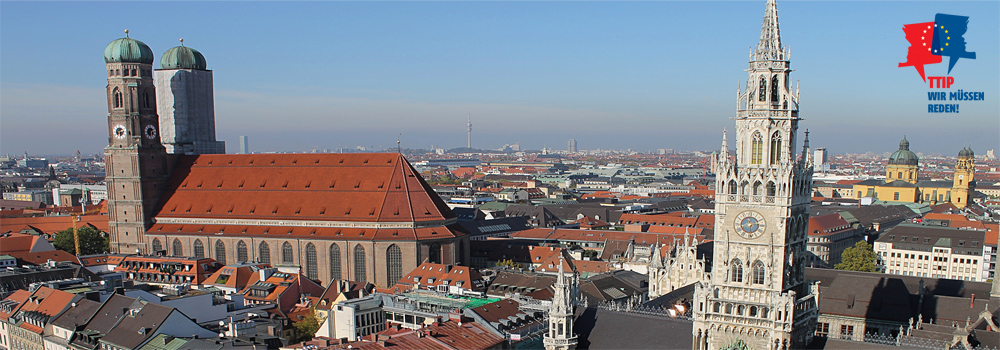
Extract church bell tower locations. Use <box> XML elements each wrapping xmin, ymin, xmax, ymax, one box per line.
<box><xmin>104</xmin><ymin>31</ymin><xmax>170</xmax><ymax>254</ymax></box>
<box><xmin>691</xmin><ymin>1</ymin><xmax>819</xmax><ymax>349</ymax></box>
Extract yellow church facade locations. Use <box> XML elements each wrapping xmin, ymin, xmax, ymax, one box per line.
<box><xmin>852</xmin><ymin>137</ymin><xmax>974</xmax><ymax>208</ymax></box>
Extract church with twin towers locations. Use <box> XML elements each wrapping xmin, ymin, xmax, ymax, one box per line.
<box><xmin>101</xmin><ymin>32</ymin><xmax>470</xmax><ymax>289</ymax></box>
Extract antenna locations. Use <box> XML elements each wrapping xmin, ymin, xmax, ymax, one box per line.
<box><xmin>397</xmin><ymin>133</ymin><xmax>402</xmax><ymax>154</ymax></box>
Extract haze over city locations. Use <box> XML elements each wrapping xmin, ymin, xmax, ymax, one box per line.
<box><xmin>2</xmin><ymin>1</ymin><xmax>998</xmax><ymax>156</ymax></box>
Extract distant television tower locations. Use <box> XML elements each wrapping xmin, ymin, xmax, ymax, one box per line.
<box><xmin>467</xmin><ymin>112</ymin><xmax>472</xmax><ymax>149</ymax></box>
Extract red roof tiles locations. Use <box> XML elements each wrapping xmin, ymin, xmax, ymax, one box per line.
<box><xmin>154</xmin><ymin>153</ymin><xmax>455</xmax><ymax>224</ymax></box>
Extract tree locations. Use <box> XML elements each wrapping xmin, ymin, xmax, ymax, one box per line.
<box><xmin>53</xmin><ymin>227</ymin><xmax>109</xmax><ymax>255</ymax></box>
<box><xmin>291</xmin><ymin>313</ymin><xmax>320</xmax><ymax>343</ymax></box>
<box><xmin>834</xmin><ymin>240</ymin><xmax>879</xmax><ymax>272</ymax></box>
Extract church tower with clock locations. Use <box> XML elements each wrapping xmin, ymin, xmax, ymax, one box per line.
<box><xmin>103</xmin><ymin>31</ymin><xmax>171</xmax><ymax>254</ymax></box>
<box><xmin>690</xmin><ymin>1</ymin><xmax>819</xmax><ymax>349</ymax></box>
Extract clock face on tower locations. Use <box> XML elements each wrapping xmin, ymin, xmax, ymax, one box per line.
<box><xmin>734</xmin><ymin>210</ymin><xmax>766</xmax><ymax>239</ymax></box>
<box><xmin>144</xmin><ymin>125</ymin><xmax>157</xmax><ymax>139</ymax></box>
<box><xmin>114</xmin><ymin>125</ymin><xmax>127</xmax><ymax>139</ymax></box>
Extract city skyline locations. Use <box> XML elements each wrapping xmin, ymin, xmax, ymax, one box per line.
<box><xmin>1</xmin><ymin>1</ymin><xmax>997</xmax><ymax>156</ymax></box>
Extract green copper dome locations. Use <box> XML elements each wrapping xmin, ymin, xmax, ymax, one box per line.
<box><xmin>160</xmin><ymin>44</ymin><xmax>207</xmax><ymax>70</ymax></box>
<box><xmin>104</xmin><ymin>36</ymin><xmax>154</xmax><ymax>64</ymax></box>
<box><xmin>888</xmin><ymin>136</ymin><xmax>919</xmax><ymax>166</ymax></box>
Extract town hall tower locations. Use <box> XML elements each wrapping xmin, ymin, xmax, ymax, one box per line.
<box><xmin>691</xmin><ymin>1</ymin><xmax>819</xmax><ymax>349</ymax></box>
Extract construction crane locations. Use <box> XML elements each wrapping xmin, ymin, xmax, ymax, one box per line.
<box><xmin>71</xmin><ymin>206</ymin><xmax>103</xmax><ymax>256</ymax></box>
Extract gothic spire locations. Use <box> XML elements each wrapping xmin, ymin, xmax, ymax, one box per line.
<box><xmin>801</xmin><ymin>129</ymin><xmax>812</xmax><ymax>166</ymax></box>
<box><xmin>720</xmin><ymin>129</ymin><xmax>729</xmax><ymax>159</ymax></box>
<box><xmin>755</xmin><ymin>0</ymin><xmax>784</xmax><ymax>61</ymax></box>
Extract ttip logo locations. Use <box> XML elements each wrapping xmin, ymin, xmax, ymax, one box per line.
<box><xmin>898</xmin><ymin>14</ymin><xmax>977</xmax><ymax>82</ymax></box>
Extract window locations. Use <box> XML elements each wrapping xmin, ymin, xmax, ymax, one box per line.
<box><xmin>237</xmin><ymin>241</ymin><xmax>248</xmax><ymax>263</ymax></box>
<box><xmin>172</xmin><ymin>239</ymin><xmax>183</xmax><ymax>256</ymax></box>
<box><xmin>354</xmin><ymin>245</ymin><xmax>367</xmax><ymax>284</ymax></box>
<box><xmin>305</xmin><ymin>243</ymin><xmax>317</xmax><ymax>279</ymax></box>
<box><xmin>751</xmin><ymin>132</ymin><xmax>763</xmax><ymax>165</ymax></box>
<box><xmin>428</xmin><ymin>243</ymin><xmax>441</xmax><ymax>264</ymax></box>
<box><xmin>770</xmin><ymin>75</ymin><xmax>779</xmax><ymax>102</ymax></box>
<box><xmin>387</xmin><ymin>244</ymin><xmax>403</xmax><ymax>285</ymax></box>
<box><xmin>758</xmin><ymin>77</ymin><xmax>767</xmax><ymax>101</ymax></box>
<box><xmin>752</xmin><ymin>260</ymin><xmax>765</xmax><ymax>284</ymax></box>
<box><xmin>112</xmin><ymin>88</ymin><xmax>123</xmax><ymax>108</ymax></box>
<box><xmin>259</xmin><ymin>242</ymin><xmax>271</xmax><ymax>264</ymax></box>
<box><xmin>193</xmin><ymin>240</ymin><xmax>204</xmax><ymax>258</ymax></box>
<box><xmin>151</xmin><ymin>238</ymin><xmax>162</xmax><ymax>252</ymax></box>
<box><xmin>769</xmin><ymin>131</ymin><xmax>782</xmax><ymax>164</ymax></box>
<box><xmin>731</xmin><ymin>259</ymin><xmax>744</xmax><ymax>282</ymax></box>
<box><xmin>894</xmin><ymin>192</ymin><xmax>900</xmax><ymax>201</ymax></box>
<box><xmin>816</xmin><ymin>323</ymin><xmax>830</xmax><ymax>337</ymax></box>
<box><xmin>728</xmin><ymin>180</ymin><xmax>737</xmax><ymax>195</ymax></box>
<box><xmin>766</xmin><ymin>182</ymin><xmax>776</xmax><ymax>197</ymax></box>
<box><xmin>752</xmin><ymin>181</ymin><xmax>762</xmax><ymax>196</ymax></box>
<box><xmin>282</xmin><ymin>242</ymin><xmax>294</xmax><ymax>264</ymax></box>
<box><xmin>215</xmin><ymin>241</ymin><xmax>227</xmax><ymax>265</ymax></box>
<box><xmin>330</xmin><ymin>244</ymin><xmax>342</xmax><ymax>280</ymax></box>
<box><xmin>840</xmin><ymin>325</ymin><xmax>854</xmax><ymax>339</ymax></box>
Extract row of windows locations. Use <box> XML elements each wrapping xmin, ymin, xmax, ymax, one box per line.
<box><xmin>153</xmin><ymin>238</ymin><xmax>412</xmax><ymax>285</ymax></box>
<box><xmin>883</xmin><ymin>251</ymin><xmax>979</xmax><ymax>265</ymax></box>
<box><xmin>110</xmin><ymin>88</ymin><xmax>152</xmax><ymax>109</ymax></box>
<box><xmin>729</xmin><ymin>259</ymin><xmax>766</xmax><ymax>285</ymax></box>
<box><xmin>749</xmin><ymin>131</ymin><xmax>783</xmax><ymax>165</ymax></box>
<box><xmin>108</xmin><ymin>68</ymin><xmax>150</xmax><ymax>77</ymax></box>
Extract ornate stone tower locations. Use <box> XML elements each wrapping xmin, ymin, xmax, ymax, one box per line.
<box><xmin>155</xmin><ymin>40</ymin><xmax>226</xmax><ymax>155</ymax></box>
<box><xmin>952</xmin><ymin>147</ymin><xmax>975</xmax><ymax>208</ymax></box>
<box><xmin>104</xmin><ymin>31</ymin><xmax>170</xmax><ymax>254</ymax></box>
<box><xmin>886</xmin><ymin>136</ymin><xmax>920</xmax><ymax>184</ymax></box>
<box><xmin>648</xmin><ymin>232</ymin><xmax>709</xmax><ymax>299</ymax></box>
<box><xmin>690</xmin><ymin>1</ymin><xmax>819</xmax><ymax>349</ymax></box>
<box><xmin>544</xmin><ymin>257</ymin><xmax>577</xmax><ymax>350</ymax></box>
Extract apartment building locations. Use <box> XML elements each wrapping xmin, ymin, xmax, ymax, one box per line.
<box><xmin>875</xmin><ymin>223</ymin><xmax>987</xmax><ymax>281</ymax></box>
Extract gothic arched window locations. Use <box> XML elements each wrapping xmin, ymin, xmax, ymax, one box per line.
<box><xmin>752</xmin><ymin>260</ymin><xmax>765</xmax><ymax>284</ymax></box>
<box><xmin>751</xmin><ymin>132</ymin><xmax>763</xmax><ymax>165</ymax></box>
<box><xmin>172</xmin><ymin>239</ymin><xmax>183</xmax><ymax>256</ymax></box>
<box><xmin>281</xmin><ymin>242</ymin><xmax>294</xmax><ymax>264</ymax></box>
<box><xmin>387</xmin><ymin>245</ymin><xmax>403</xmax><ymax>285</ymax></box>
<box><xmin>770</xmin><ymin>76</ymin><xmax>779</xmax><ymax>102</ymax></box>
<box><xmin>354</xmin><ymin>245</ymin><xmax>367</xmax><ymax>284</ymax></box>
<box><xmin>758</xmin><ymin>77</ymin><xmax>767</xmax><ymax>101</ymax></box>
<box><xmin>259</xmin><ymin>242</ymin><xmax>271</xmax><ymax>264</ymax></box>
<box><xmin>769</xmin><ymin>132</ymin><xmax>782</xmax><ymax>164</ymax></box>
<box><xmin>151</xmin><ymin>238</ymin><xmax>162</xmax><ymax>252</ymax></box>
<box><xmin>193</xmin><ymin>240</ymin><xmax>204</xmax><ymax>258</ymax></box>
<box><xmin>330</xmin><ymin>244</ymin><xmax>342</xmax><ymax>280</ymax></box>
<box><xmin>428</xmin><ymin>243</ymin><xmax>441</xmax><ymax>264</ymax></box>
<box><xmin>237</xmin><ymin>241</ymin><xmax>248</xmax><ymax>263</ymax></box>
<box><xmin>215</xmin><ymin>241</ymin><xmax>227</xmax><ymax>265</ymax></box>
<box><xmin>112</xmin><ymin>88</ymin><xmax>122</xmax><ymax>108</ymax></box>
<box><xmin>728</xmin><ymin>180</ymin><xmax>737</xmax><ymax>195</ymax></box>
<box><xmin>766</xmin><ymin>181</ymin><xmax>776</xmax><ymax>197</ymax></box>
<box><xmin>752</xmin><ymin>181</ymin><xmax>762</xmax><ymax>196</ymax></box>
<box><xmin>731</xmin><ymin>259</ymin><xmax>743</xmax><ymax>282</ymax></box>
<box><xmin>305</xmin><ymin>243</ymin><xmax>317</xmax><ymax>279</ymax></box>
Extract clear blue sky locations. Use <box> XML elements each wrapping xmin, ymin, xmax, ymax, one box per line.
<box><xmin>1</xmin><ymin>1</ymin><xmax>997</xmax><ymax>156</ymax></box>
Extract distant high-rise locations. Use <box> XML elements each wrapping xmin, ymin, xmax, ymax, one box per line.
<box><xmin>567</xmin><ymin>139</ymin><xmax>578</xmax><ymax>153</ymax></box>
<box><xmin>467</xmin><ymin>115</ymin><xmax>472</xmax><ymax>149</ymax></box>
<box><xmin>813</xmin><ymin>147</ymin><xmax>827</xmax><ymax>171</ymax></box>
<box><xmin>239</xmin><ymin>135</ymin><xmax>249</xmax><ymax>154</ymax></box>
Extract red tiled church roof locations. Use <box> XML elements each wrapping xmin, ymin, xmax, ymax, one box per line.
<box><xmin>153</xmin><ymin>153</ymin><xmax>456</xmax><ymax>224</ymax></box>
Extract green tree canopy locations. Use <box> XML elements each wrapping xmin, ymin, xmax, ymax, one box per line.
<box><xmin>291</xmin><ymin>313</ymin><xmax>320</xmax><ymax>343</ymax></box>
<box><xmin>53</xmin><ymin>226</ymin><xmax>109</xmax><ymax>255</ymax></box>
<box><xmin>834</xmin><ymin>240</ymin><xmax>879</xmax><ymax>273</ymax></box>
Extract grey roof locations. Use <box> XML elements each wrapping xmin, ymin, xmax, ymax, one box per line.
<box><xmin>875</xmin><ymin>223</ymin><xmax>986</xmax><ymax>254</ymax></box>
<box><xmin>101</xmin><ymin>299</ymin><xmax>175</xmax><ymax>349</ymax></box>
<box><xmin>458</xmin><ymin>217</ymin><xmax>533</xmax><ymax>237</ymax></box>
<box><xmin>71</xmin><ymin>294</ymin><xmax>136</xmax><ymax>349</ymax></box>
<box><xmin>574</xmin><ymin>308</ymin><xmax>693</xmax><ymax>349</ymax></box>
<box><xmin>50</xmin><ymin>298</ymin><xmax>102</xmax><ymax>330</ymax></box>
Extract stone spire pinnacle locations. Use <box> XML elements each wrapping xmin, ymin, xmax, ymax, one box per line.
<box><xmin>755</xmin><ymin>0</ymin><xmax>784</xmax><ymax>61</ymax></box>
<box><xmin>801</xmin><ymin>129</ymin><xmax>812</xmax><ymax>166</ymax></box>
<box><xmin>720</xmin><ymin>129</ymin><xmax>729</xmax><ymax>159</ymax></box>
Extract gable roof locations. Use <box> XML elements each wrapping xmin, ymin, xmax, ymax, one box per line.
<box><xmin>154</xmin><ymin>153</ymin><xmax>455</xmax><ymax>225</ymax></box>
